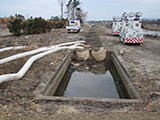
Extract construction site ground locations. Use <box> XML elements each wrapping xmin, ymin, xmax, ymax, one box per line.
<box><xmin>0</xmin><ymin>24</ymin><xmax>160</xmax><ymax>119</ymax></box>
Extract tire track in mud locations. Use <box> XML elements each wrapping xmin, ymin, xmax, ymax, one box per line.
<box><xmin>85</xmin><ymin>27</ymin><xmax>102</xmax><ymax>48</ymax></box>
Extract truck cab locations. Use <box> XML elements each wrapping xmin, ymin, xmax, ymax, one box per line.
<box><xmin>66</xmin><ymin>20</ymin><xmax>81</xmax><ymax>33</ymax></box>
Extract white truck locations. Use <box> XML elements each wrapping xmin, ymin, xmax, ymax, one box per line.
<box><xmin>66</xmin><ymin>20</ymin><xmax>81</xmax><ymax>33</ymax></box>
<box><xmin>119</xmin><ymin>12</ymin><xmax>143</xmax><ymax>44</ymax></box>
<box><xmin>111</xmin><ymin>16</ymin><xmax>122</xmax><ymax>35</ymax></box>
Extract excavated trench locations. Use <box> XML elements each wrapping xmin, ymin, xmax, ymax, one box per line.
<box><xmin>34</xmin><ymin>27</ymin><xmax>142</xmax><ymax>105</ymax></box>
<box><xmin>54</xmin><ymin>52</ymin><xmax>130</xmax><ymax>99</ymax></box>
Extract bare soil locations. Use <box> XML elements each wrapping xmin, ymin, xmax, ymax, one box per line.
<box><xmin>0</xmin><ymin>24</ymin><xmax>160</xmax><ymax>119</ymax></box>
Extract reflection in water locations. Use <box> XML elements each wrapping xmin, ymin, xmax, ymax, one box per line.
<box><xmin>54</xmin><ymin>62</ymin><xmax>130</xmax><ymax>99</ymax></box>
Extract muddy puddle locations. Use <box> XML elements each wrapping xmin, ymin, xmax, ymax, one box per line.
<box><xmin>54</xmin><ymin>61</ymin><xmax>130</xmax><ymax>99</ymax></box>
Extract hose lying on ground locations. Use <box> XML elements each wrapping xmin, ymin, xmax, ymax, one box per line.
<box><xmin>0</xmin><ymin>41</ymin><xmax>85</xmax><ymax>65</ymax></box>
<box><xmin>0</xmin><ymin>42</ymin><xmax>84</xmax><ymax>84</ymax></box>
<box><xmin>0</xmin><ymin>46</ymin><xmax>26</xmax><ymax>53</ymax></box>
<box><xmin>0</xmin><ymin>41</ymin><xmax>85</xmax><ymax>83</ymax></box>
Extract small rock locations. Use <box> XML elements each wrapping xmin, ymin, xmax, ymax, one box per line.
<box><xmin>155</xmin><ymin>81</ymin><xmax>160</xmax><ymax>86</ymax></box>
<box><xmin>100</xmin><ymin>47</ymin><xmax>104</xmax><ymax>50</ymax></box>
<box><xmin>120</xmin><ymin>50</ymin><xmax>124</xmax><ymax>55</ymax></box>
<box><xmin>50</xmin><ymin>62</ymin><xmax>54</xmax><ymax>65</ymax></box>
<box><xmin>36</xmin><ymin>108</ymin><xmax>45</xmax><ymax>113</ymax></box>
<box><xmin>16</xmin><ymin>111</ymin><xmax>21</xmax><ymax>114</ymax></box>
<box><xmin>85</xmin><ymin>67</ymin><xmax>89</xmax><ymax>70</ymax></box>
<box><xmin>4</xmin><ymin>105</ymin><xmax>8</xmax><ymax>108</ymax></box>
<box><xmin>4</xmin><ymin>98</ymin><xmax>12</xmax><ymax>102</ymax></box>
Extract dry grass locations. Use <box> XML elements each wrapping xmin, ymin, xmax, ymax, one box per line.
<box><xmin>0</xmin><ymin>16</ymin><xmax>15</xmax><ymax>25</ymax></box>
<box><xmin>25</xmin><ymin>44</ymin><xmax>38</xmax><ymax>51</ymax></box>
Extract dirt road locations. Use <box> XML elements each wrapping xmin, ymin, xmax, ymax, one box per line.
<box><xmin>0</xmin><ymin>25</ymin><xmax>160</xmax><ymax>119</ymax></box>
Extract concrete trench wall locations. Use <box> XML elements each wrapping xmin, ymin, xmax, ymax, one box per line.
<box><xmin>40</xmin><ymin>49</ymin><xmax>141</xmax><ymax>101</ymax></box>
<box><xmin>111</xmin><ymin>52</ymin><xmax>141</xmax><ymax>99</ymax></box>
<box><xmin>42</xmin><ymin>51</ymin><xmax>74</xmax><ymax>96</ymax></box>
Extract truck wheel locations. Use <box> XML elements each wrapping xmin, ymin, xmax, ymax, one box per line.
<box><xmin>123</xmin><ymin>39</ymin><xmax>126</xmax><ymax>44</ymax></box>
<box><xmin>119</xmin><ymin>36</ymin><xmax>122</xmax><ymax>42</ymax></box>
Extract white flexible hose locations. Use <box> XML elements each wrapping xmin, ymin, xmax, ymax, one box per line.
<box><xmin>0</xmin><ymin>45</ymin><xmax>83</xmax><ymax>84</ymax></box>
<box><xmin>0</xmin><ymin>41</ymin><xmax>85</xmax><ymax>65</ymax></box>
<box><xmin>0</xmin><ymin>46</ymin><xmax>26</xmax><ymax>53</ymax></box>
<box><xmin>0</xmin><ymin>47</ymin><xmax>48</xmax><ymax>65</ymax></box>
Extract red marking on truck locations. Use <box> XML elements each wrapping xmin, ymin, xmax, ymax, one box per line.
<box><xmin>125</xmin><ymin>37</ymin><xmax>143</xmax><ymax>43</ymax></box>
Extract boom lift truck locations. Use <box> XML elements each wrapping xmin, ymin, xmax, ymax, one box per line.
<box><xmin>119</xmin><ymin>12</ymin><xmax>143</xmax><ymax>44</ymax></box>
<box><xmin>111</xmin><ymin>16</ymin><xmax>122</xmax><ymax>35</ymax></box>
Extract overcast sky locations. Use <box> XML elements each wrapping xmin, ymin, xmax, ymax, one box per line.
<box><xmin>0</xmin><ymin>0</ymin><xmax>160</xmax><ymax>20</ymax></box>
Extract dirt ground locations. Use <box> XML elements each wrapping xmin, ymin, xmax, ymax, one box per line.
<box><xmin>0</xmin><ymin>24</ymin><xmax>160</xmax><ymax>119</ymax></box>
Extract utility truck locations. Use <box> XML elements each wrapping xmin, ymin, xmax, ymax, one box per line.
<box><xmin>119</xmin><ymin>12</ymin><xmax>143</xmax><ymax>44</ymax></box>
<box><xmin>111</xmin><ymin>16</ymin><xmax>122</xmax><ymax>35</ymax></box>
<box><xmin>66</xmin><ymin>20</ymin><xmax>81</xmax><ymax>33</ymax></box>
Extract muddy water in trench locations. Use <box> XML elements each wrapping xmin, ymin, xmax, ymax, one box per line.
<box><xmin>54</xmin><ymin>62</ymin><xmax>130</xmax><ymax>99</ymax></box>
